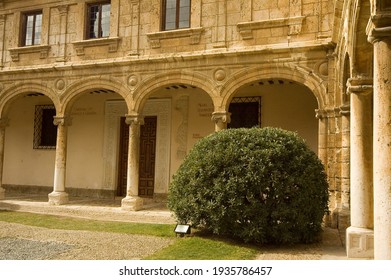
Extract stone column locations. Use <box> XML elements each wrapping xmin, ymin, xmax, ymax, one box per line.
<box><xmin>346</xmin><ymin>78</ymin><xmax>374</xmax><ymax>258</ymax></box>
<box><xmin>121</xmin><ymin>113</ymin><xmax>143</xmax><ymax>211</ymax></box>
<box><xmin>0</xmin><ymin>118</ymin><xmax>8</xmax><ymax>200</ymax></box>
<box><xmin>48</xmin><ymin>116</ymin><xmax>70</xmax><ymax>205</ymax></box>
<box><xmin>211</xmin><ymin>111</ymin><xmax>231</xmax><ymax>132</ymax></box>
<box><xmin>369</xmin><ymin>20</ymin><xmax>391</xmax><ymax>259</ymax></box>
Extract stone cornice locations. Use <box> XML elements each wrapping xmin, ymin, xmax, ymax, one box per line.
<box><xmin>72</xmin><ymin>37</ymin><xmax>121</xmax><ymax>56</ymax></box>
<box><xmin>8</xmin><ymin>45</ymin><xmax>51</xmax><ymax>62</ymax></box>
<box><xmin>0</xmin><ymin>39</ymin><xmax>332</xmax><ymax>76</ymax></box>
<box><xmin>146</xmin><ymin>27</ymin><xmax>204</xmax><ymax>49</ymax></box>
<box><xmin>237</xmin><ymin>16</ymin><xmax>306</xmax><ymax>40</ymax></box>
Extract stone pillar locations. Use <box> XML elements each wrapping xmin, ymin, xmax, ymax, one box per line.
<box><xmin>211</xmin><ymin>111</ymin><xmax>231</xmax><ymax>132</ymax></box>
<box><xmin>346</xmin><ymin>78</ymin><xmax>374</xmax><ymax>258</ymax></box>
<box><xmin>315</xmin><ymin>109</ymin><xmax>328</xmax><ymax>167</ymax></box>
<box><xmin>0</xmin><ymin>118</ymin><xmax>8</xmax><ymax>200</ymax></box>
<box><xmin>369</xmin><ymin>20</ymin><xmax>391</xmax><ymax>259</ymax></box>
<box><xmin>48</xmin><ymin>116</ymin><xmax>70</xmax><ymax>205</ymax></box>
<box><xmin>121</xmin><ymin>113</ymin><xmax>143</xmax><ymax>211</ymax></box>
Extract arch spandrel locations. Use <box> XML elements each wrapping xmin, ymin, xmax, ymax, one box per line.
<box><xmin>132</xmin><ymin>70</ymin><xmax>219</xmax><ymax>113</ymax></box>
<box><xmin>0</xmin><ymin>82</ymin><xmax>61</xmax><ymax>118</ymax></box>
<box><xmin>219</xmin><ymin>64</ymin><xmax>327</xmax><ymax>111</ymax></box>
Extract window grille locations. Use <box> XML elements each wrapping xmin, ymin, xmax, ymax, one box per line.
<box><xmin>228</xmin><ymin>97</ymin><xmax>261</xmax><ymax>129</ymax></box>
<box><xmin>33</xmin><ymin>105</ymin><xmax>57</xmax><ymax>149</ymax></box>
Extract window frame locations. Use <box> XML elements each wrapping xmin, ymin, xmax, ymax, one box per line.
<box><xmin>161</xmin><ymin>0</ymin><xmax>191</xmax><ymax>31</ymax></box>
<box><xmin>20</xmin><ymin>10</ymin><xmax>43</xmax><ymax>47</ymax></box>
<box><xmin>33</xmin><ymin>105</ymin><xmax>57</xmax><ymax>150</ymax></box>
<box><xmin>85</xmin><ymin>1</ymin><xmax>111</xmax><ymax>40</ymax></box>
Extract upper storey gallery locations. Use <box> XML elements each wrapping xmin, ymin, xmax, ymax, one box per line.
<box><xmin>0</xmin><ymin>0</ymin><xmax>333</xmax><ymax>66</ymax></box>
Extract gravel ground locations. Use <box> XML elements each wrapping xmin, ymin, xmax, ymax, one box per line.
<box><xmin>0</xmin><ymin>221</ymin><xmax>174</xmax><ymax>260</ymax></box>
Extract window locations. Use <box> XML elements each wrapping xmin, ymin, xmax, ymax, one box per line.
<box><xmin>86</xmin><ymin>2</ymin><xmax>111</xmax><ymax>39</ymax></box>
<box><xmin>162</xmin><ymin>0</ymin><xmax>191</xmax><ymax>31</ymax></box>
<box><xmin>21</xmin><ymin>10</ymin><xmax>42</xmax><ymax>46</ymax></box>
<box><xmin>228</xmin><ymin>97</ymin><xmax>261</xmax><ymax>129</ymax></box>
<box><xmin>33</xmin><ymin>105</ymin><xmax>57</xmax><ymax>149</ymax></box>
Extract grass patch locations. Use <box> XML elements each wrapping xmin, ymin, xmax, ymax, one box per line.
<box><xmin>0</xmin><ymin>210</ymin><xmax>173</xmax><ymax>237</ymax></box>
<box><xmin>145</xmin><ymin>236</ymin><xmax>258</xmax><ymax>260</ymax></box>
<box><xmin>0</xmin><ymin>210</ymin><xmax>259</xmax><ymax>260</ymax></box>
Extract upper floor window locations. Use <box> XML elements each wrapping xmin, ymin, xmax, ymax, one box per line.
<box><xmin>162</xmin><ymin>0</ymin><xmax>191</xmax><ymax>31</ymax></box>
<box><xmin>21</xmin><ymin>10</ymin><xmax>42</xmax><ymax>46</ymax></box>
<box><xmin>86</xmin><ymin>2</ymin><xmax>111</xmax><ymax>39</ymax></box>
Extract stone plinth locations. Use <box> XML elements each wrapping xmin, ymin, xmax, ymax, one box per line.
<box><xmin>346</xmin><ymin>227</ymin><xmax>374</xmax><ymax>259</ymax></box>
<box><xmin>121</xmin><ymin>195</ymin><xmax>143</xmax><ymax>211</ymax></box>
<box><xmin>48</xmin><ymin>191</ymin><xmax>69</xmax><ymax>206</ymax></box>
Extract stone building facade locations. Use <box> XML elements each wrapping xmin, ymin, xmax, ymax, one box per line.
<box><xmin>0</xmin><ymin>0</ymin><xmax>389</xmax><ymax>259</ymax></box>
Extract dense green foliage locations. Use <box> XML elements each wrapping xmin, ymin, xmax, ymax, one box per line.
<box><xmin>168</xmin><ymin>127</ymin><xmax>329</xmax><ymax>244</ymax></box>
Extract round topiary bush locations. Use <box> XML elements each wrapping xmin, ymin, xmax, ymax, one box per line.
<box><xmin>168</xmin><ymin>127</ymin><xmax>329</xmax><ymax>244</ymax></box>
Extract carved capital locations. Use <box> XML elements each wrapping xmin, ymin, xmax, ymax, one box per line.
<box><xmin>53</xmin><ymin>116</ymin><xmax>72</xmax><ymax>126</ymax></box>
<box><xmin>315</xmin><ymin>109</ymin><xmax>327</xmax><ymax>120</ymax></box>
<box><xmin>125</xmin><ymin>113</ymin><xmax>144</xmax><ymax>126</ymax></box>
<box><xmin>211</xmin><ymin>111</ymin><xmax>231</xmax><ymax>124</ymax></box>
<box><xmin>347</xmin><ymin>77</ymin><xmax>373</xmax><ymax>96</ymax></box>
<box><xmin>339</xmin><ymin>104</ymin><xmax>351</xmax><ymax>116</ymax></box>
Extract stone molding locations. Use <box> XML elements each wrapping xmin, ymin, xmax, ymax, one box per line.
<box><xmin>72</xmin><ymin>37</ymin><xmax>121</xmax><ymax>56</ymax></box>
<box><xmin>9</xmin><ymin>45</ymin><xmax>51</xmax><ymax>62</ymax></box>
<box><xmin>237</xmin><ymin>16</ymin><xmax>306</xmax><ymax>40</ymax></box>
<box><xmin>147</xmin><ymin>27</ymin><xmax>204</xmax><ymax>49</ymax></box>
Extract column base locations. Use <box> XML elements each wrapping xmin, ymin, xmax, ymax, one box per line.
<box><xmin>0</xmin><ymin>187</ymin><xmax>5</xmax><ymax>199</ymax></box>
<box><xmin>346</xmin><ymin>226</ymin><xmax>374</xmax><ymax>259</ymax></box>
<box><xmin>121</xmin><ymin>195</ymin><xmax>143</xmax><ymax>211</ymax></box>
<box><xmin>48</xmin><ymin>191</ymin><xmax>69</xmax><ymax>206</ymax></box>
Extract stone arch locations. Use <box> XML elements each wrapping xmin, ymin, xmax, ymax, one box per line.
<box><xmin>220</xmin><ymin>64</ymin><xmax>327</xmax><ymax>111</ymax></box>
<box><xmin>61</xmin><ymin>77</ymin><xmax>132</xmax><ymax>116</ymax></box>
<box><xmin>132</xmin><ymin>70</ymin><xmax>218</xmax><ymax>113</ymax></box>
<box><xmin>0</xmin><ymin>82</ymin><xmax>61</xmax><ymax>118</ymax></box>
<box><xmin>351</xmin><ymin>0</ymin><xmax>373</xmax><ymax>76</ymax></box>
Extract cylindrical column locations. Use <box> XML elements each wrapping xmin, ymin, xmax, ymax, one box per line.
<box><xmin>211</xmin><ymin>111</ymin><xmax>231</xmax><ymax>132</ymax></box>
<box><xmin>48</xmin><ymin>116</ymin><xmax>70</xmax><ymax>205</ymax></box>
<box><xmin>0</xmin><ymin>118</ymin><xmax>8</xmax><ymax>199</ymax></box>
<box><xmin>370</xmin><ymin>26</ymin><xmax>391</xmax><ymax>259</ymax></box>
<box><xmin>346</xmin><ymin>79</ymin><xmax>374</xmax><ymax>258</ymax></box>
<box><xmin>121</xmin><ymin>113</ymin><xmax>143</xmax><ymax>211</ymax></box>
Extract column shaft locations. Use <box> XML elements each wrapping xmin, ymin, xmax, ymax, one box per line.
<box><xmin>0</xmin><ymin>119</ymin><xmax>7</xmax><ymax>199</ymax></box>
<box><xmin>48</xmin><ymin>117</ymin><xmax>69</xmax><ymax>205</ymax></box>
<box><xmin>373</xmin><ymin>37</ymin><xmax>391</xmax><ymax>260</ymax></box>
<box><xmin>121</xmin><ymin>114</ymin><xmax>143</xmax><ymax>211</ymax></box>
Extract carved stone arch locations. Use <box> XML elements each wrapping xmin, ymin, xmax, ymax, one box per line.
<box><xmin>61</xmin><ymin>77</ymin><xmax>132</xmax><ymax>116</ymax></box>
<box><xmin>351</xmin><ymin>0</ymin><xmax>373</xmax><ymax>76</ymax></box>
<box><xmin>0</xmin><ymin>82</ymin><xmax>61</xmax><ymax>118</ymax></box>
<box><xmin>219</xmin><ymin>64</ymin><xmax>327</xmax><ymax>111</ymax></box>
<box><xmin>132</xmin><ymin>70</ymin><xmax>218</xmax><ymax>113</ymax></box>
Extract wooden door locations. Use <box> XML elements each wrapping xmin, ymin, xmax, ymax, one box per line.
<box><xmin>138</xmin><ymin>116</ymin><xmax>157</xmax><ymax>198</ymax></box>
<box><xmin>117</xmin><ymin>116</ymin><xmax>157</xmax><ymax>198</ymax></box>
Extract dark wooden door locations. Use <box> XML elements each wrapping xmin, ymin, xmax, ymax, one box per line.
<box><xmin>138</xmin><ymin>116</ymin><xmax>157</xmax><ymax>198</ymax></box>
<box><xmin>117</xmin><ymin>116</ymin><xmax>157</xmax><ymax>198</ymax></box>
<box><xmin>117</xmin><ymin>117</ymin><xmax>129</xmax><ymax>196</ymax></box>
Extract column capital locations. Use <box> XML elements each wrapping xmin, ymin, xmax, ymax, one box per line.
<box><xmin>125</xmin><ymin>113</ymin><xmax>144</xmax><ymax>126</ymax></box>
<box><xmin>315</xmin><ymin>109</ymin><xmax>327</xmax><ymax>120</ymax></box>
<box><xmin>53</xmin><ymin>116</ymin><xmax>72</xmax><ymax>126</ymax></box>
<box><xmin>339</xmin><ymin>104</ymin><xmax>350</xmax><ymax>116</ymax></box>
<box><xmin>367</xmin><ymin>15</ymin><xmax>391</xmax><ymax>43</ymax></box>
<box><xmin>57</xmin><ymin>4</ymin><xmax>69</xmax><ymax>15</ymax></box>
<box><xmin>347</xmin><ymin>77</ymin><xmax>373</xmax><ymax>96</ymax></box>
<box><xmin>211</xmin><ymin>111</ymin><xmax>231</xmax><ymax>124</ymax></box>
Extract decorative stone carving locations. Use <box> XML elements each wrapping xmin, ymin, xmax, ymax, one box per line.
<box><xmin>55</xmin><ymin>79</ymin><xmax>66</xmax><ymax>91</ymax></box>
<box><xmin>214</xmin><ymin>68</ymin><xmax>226</xmax><ymax>82</ymax></box>
<box><xmin>211</xmin><ymin>111</ymin><xmax>231</xmax><ymax>131</ymax></box>
<box><xmin>72</xmin><ymin>37</ymin><xmax>121</xmax><ymax>56</ymax></box>
<box><xmin>175</xmin><ymin>95</ymin><xmax>189</xmax><ymax>159</ymax></box>
<box><xmin>9</xmin><ymin>45</ymin><xmax>51</xmax><ymax>62</ymax></box>
<box><xmin>127</xmin><ymin>75</ymin><xmax>139</xmax><ymax>87</ymax></box>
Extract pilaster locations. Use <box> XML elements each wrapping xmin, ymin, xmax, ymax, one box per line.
<box><xmin>48</xmin><ymin>116</ymin><xmax>71</xmax><ymax>206</ymax></box>
<box><xmin>211</xmin><ymin>111</ymin><xmax>231</xmax><ymax>132</ymax></box>
<box><xmin>121</xmin><ymin>113</ymin><xmax>143</xmax><ymax>211</ymax></box>
<box><xmin>346</xmin><ymin>77</ymin><xmax>374</xmax><ymax>259</ymax></box>
<box><xmin>56</xmin><ymin>5</ymin><xmax>69</xmax><ymax>62</ymax></box>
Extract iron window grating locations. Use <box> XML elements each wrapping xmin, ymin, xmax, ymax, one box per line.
<box><xmin>33</xmin><ymin>105</ymin><xmax>57</xmax><ymax>149</ymax></box>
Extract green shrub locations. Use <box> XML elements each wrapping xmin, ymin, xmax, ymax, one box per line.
<box><xmin>168</xmin><ymin>127</ymin><xmax>329</xmax><ymax>244</ymax></box>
